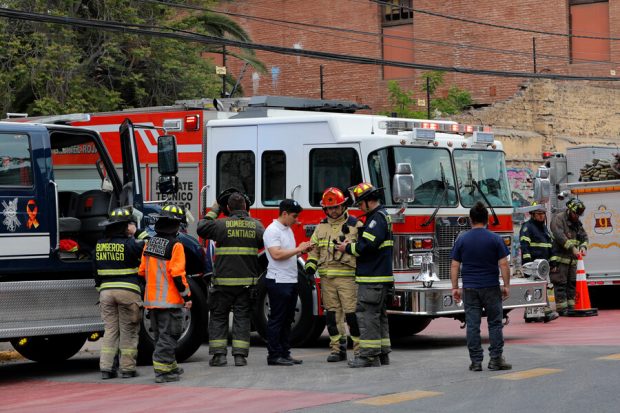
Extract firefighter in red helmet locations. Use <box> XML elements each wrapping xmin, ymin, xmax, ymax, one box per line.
<box><xmin>305</xmin><ymin>187</ymin><xmax>362</xmax><ymax>362</ymax></box>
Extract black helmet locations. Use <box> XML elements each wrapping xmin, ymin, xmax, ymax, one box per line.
<box><xmin>99</xmin><ymin>207</ymin><xmax>134</xmax><ymax>227</ymax></box>
<box><xmin>566</xmin><ymin>198</ymin><xmax>585</xmax><ymax>216</ymax></box>
<box><xmin>216</xmin><ymin>187</ymin><xmax>251</xmax><ymax>216</ymax></box>
<box><xmin>151</xmin><ymin>204</ymin><xmax>186</xmax><ymax>222</ymax></box>
<box><xmin>348</xmin><ymin>182</ymin><xmax>383</xmax><ymax>205</ymax></box>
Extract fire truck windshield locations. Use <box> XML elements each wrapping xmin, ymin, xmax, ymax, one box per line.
<box><xmin>453</xmin><ymin>149</ymin><xmax>512</xmax><ymax>207</ymax></box>
<box><xmin>368</xmin><ymin>147</ymin><xmax>458</xmax><ymax>207</ymax></box>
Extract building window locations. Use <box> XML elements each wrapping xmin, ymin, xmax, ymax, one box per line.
<box><xmin>383</xmin><ymin>0</ymin><xmax>413</xmax><ymax>23</ymax></box>
<box><xmin>0</xmin><ymin>133</ymin><xmax>33</xmax><ymax>187</ymax></box>
<box><xmin>309</xmin><ymin>148</ymin><xmax>362</xmax><ymax>206</ymax></box>
<box><xmin>569</xmin><ymin>0</ymin><xmax>610</xmax><ymax>62</ymax></box>
<box><xmin>216</xmin><ymin>151</ymin><xmax>255</xmax><ymax>204</ymax></box>
<box><xmin>262</xmin><ymin>151</ymin><xmax>285</xmax><ymax>206</ymax></box>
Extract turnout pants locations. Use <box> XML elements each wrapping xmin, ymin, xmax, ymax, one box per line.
<box><xmin>208</xmin><ymin>286</ymin><xmax>252</xmax><ymax>356</ymax></box>
<box><xmin>356</xmin><ymin>283</ymin><xmax>391</xmax><ymax>358</ymax></box>
<box><xmin>322</xmin><ymin>276</ymin><xmax>360</xmax><ymax>354</ymax></box>
<box><xmin>150</xmin><ymin>308</ymin><xmax>183</xmax><ymax>376</ymax></box>
<box><xmin>99</xmin><ymin>289</ymin><xmax>142</xmax><ymax>373</ymax></box>
<box><xmin>551</xmin><ymin>263</ymin><xmax>577</xmax><ymax>311</ymax></box>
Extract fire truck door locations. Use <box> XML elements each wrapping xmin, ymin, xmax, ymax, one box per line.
<box><xmin>119</xmin><ymin>119</ymin><xmax>144</xmax><ymax>211</ymax></box>
<box><xmin>206</xmin><ymin>125</ymin><xmax>257</xmax><ymax>207</ymax></box>
<box><xmin>0</xmin><ymin>127</ymin><xmax>52</xmax><ymax>262</ymax></box>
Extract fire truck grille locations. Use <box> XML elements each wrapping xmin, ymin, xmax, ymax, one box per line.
<box><xmin>434</xmin><ymin>217</ymin><xmax>471</xmax><ymax>279</ymax></box>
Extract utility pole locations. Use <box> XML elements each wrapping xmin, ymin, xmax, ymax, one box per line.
<box><xmin>426</xmin><ymin>76</ymin><xmax>431</xmax><ymax>119</ymax></box>
<box><xmin>532</xmin><ymin>37</ymin><xmax>537</xmax><ymax>73</ymax></box>
<box><xmin>320</xmin><ymin>65</ymin><xmax>324</xmax><ymax>99</ymax></box>
<box><xmin>222</xmin><ymin>45</ymin><xmax>227</xmax><ymax>98</ymax></box>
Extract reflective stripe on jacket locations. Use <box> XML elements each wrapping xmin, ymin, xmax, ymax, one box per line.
<box><xmin>345</xmin><ymin>206</ymin><xmax>394</xmax><ymax>284</ymax></box>
<box><xmin>138</xmin><ymin>241</ymin><xmax>188</xmax><ymax>308</ymax></box>
<box><xmin>196</xmin><ymin>210</ymin><xmax>265</xmax><ymax>287</ymax></box>
<box><xmin>519</xmin><ymin>219</ymin><xmax>553</xmax><ymax>263</ymax></box>
<box><xmin>550</xmin><ymin>210</ymin><xmax>588</xmax><ymax>266</ymax></box>
<box><xmin>94</xmin><ymin>236</ymin><xmax>144</xmax><ymax>294</ymax></box>
<box><xmin>305</xmin><ymin>212</ymin><xmax>362</xmax><ymax>278</ymax></box>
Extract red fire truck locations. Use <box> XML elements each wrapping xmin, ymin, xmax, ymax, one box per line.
<box><xmin>11</xmin><ymin>96</ymin><xmax>547</xmax><ymax>346</ymax></box>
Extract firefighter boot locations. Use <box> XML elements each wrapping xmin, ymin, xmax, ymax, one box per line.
<box><xmin>379</xmin><ymin>353</ymin><xmax>390</xmax><ymax>366</ymax></box>
<box><xmin>209</xmin><ymin>354</ymin><xmax>228</xmax><ymax>367</ymax></box>
<box><xmin>101</xmin><ymin>370</ymin><xmax>118</xmax><ymax>380</ymax></box>
<box><xmin>155</xmin><ymin>372</ymin><xmax>180</xmax><ymax>383</ymax></box>
<box><xmin>327</xmin><ymin>337</ymin><xmax>347</xmax><ymax>362</ymax></box>
<box><xmin>234</xmin><ymin>355</ymin><xmax>248</xmax><ymax>366</ymax></box>
<box><xmin>488</xmin><ymin>356</ymin><xmax>512</xmax><ymax>371</ymax></box>
<box><xmin>348</xmin><ymin>356</ymin><xmax>381</xmax><ymax>368</ymax></box>
<box><xmin>544</xmin><ymin>311</ymin><xmax>559</xmax><ymax>323</ymax></box>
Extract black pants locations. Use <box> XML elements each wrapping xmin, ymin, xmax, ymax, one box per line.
<box><xmin>463</xmin><ymin>286</ymin><xmax>504</xmax><ymax>363</ymax></box>
<box><xmin>150</xmin><ymin>308</ymin><xmax>183</xmax><ymax>375</ymax></box>
<box><xmin>265</xmin><ymin>278</ymin><xmax>298</xmax><ymax>361</ymax></box>
<box><xmin>208</xmin><ymin>286</ymin><xmax>252</xmax><ymax>356</ymax></box>
<box><xmin>356</xmin><ymin>283</ymin><xmax>391</xmax><ymax>358</ymax></box>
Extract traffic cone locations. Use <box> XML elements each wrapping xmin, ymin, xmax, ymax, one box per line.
<box><xmin>567</xmin><ymin>254</ymin><xmax>598</xmax><ymax>317</ymax></box>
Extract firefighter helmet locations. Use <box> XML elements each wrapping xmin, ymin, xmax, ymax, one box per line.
<box><xmin>566</xmin><ymin>198</ymin><xmax>585</xmax><ymax>216</ymax></box>
<box><xmin>348</xmin><ymin>182</ymin><xmax>383</xmax><ymax>205</ymax></box>
<box><xmin>529</xmin><ymin>201</ymin><xmax>546</xmax><ymax>214</ymax></box>
<box><xmin>152</xmin><ymin>204</ymin><xmax>186</xmax><ymax>222</ymax></box>
<box><xmin>99</xmin><ymin>207</ymin><xmax>134</xmax><ymax>227</ymax></box>
<box><xmin>320</xmin><ymin>187</ymin><xmax>348</xmax><ymax>207</ymax></box>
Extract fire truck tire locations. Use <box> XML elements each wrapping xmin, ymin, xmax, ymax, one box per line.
<box><xmin>252</xmin><ymin>268</ymin><xmax>326</xmax><ymax>347</ymax></box>
<box><xmin>137</xmin><ymin>277</ymin><xmax>207</xmax><ymax>365</ymax></box>
<box><xmin>10</xmin><ymin>334</ymin><xmax>88</xmax><ymax>363</ymax></box>
<box><xmin>387</xmin><ymin>315</ymin><xmax>432</xmax><ymax>338</ymax></box>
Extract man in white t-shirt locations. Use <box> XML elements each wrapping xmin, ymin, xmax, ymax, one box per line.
<box><xmin>263</xmin><ymin>199</ymin><xmax>313</xmax><ymax>366</ymax></box>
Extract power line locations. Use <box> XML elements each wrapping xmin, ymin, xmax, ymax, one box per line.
<box><xmin>368</xmin><ymin>0</ymin><xmax>620</xmax><ymax>41</ymax></box>
<box><xmin>0</xmin><ymin>7</ymin><xmax>619</xmax><ymax>82</ymax></box>
<box><xmin>141</xmin><ymin>0</ymin><xmax>620</xmax><ymax>67</ymax></box>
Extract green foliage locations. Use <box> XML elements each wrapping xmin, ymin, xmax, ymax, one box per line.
<box><xmin>0</xmin><ymin>0</ymin><xmax>261</xmax><ymax>116</ymax></box>
<box><xmin>382</xmin><ymin>71</ymin><xmax>473</xmax><ymax>119</ymax></box>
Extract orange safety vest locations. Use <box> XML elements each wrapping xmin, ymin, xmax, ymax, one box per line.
<box><xmin>139</xmin><ymin>240</ymin><xmax>189</xmax><ymax>309</ymax></box>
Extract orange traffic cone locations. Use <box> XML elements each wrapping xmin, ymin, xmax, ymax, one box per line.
<box><xmin>567</xmin><ymin>254</ymin><xmax>598</xmax><ymax>317</ymax></box>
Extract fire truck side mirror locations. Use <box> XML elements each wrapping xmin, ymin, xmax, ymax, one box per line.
<box><xmin>533</xmin><ymin>171</ymin><xmax>550</xmax><ymax>205</ymax></box>
<box><xmin>392</xmin><ymin>162</ymin><xmax>415</xmax><ymax>204</ymax></box>
<box><xmin>157</xmin><ymin>134</ymin><xmax>179</xmax><ymax>176</ymax></box>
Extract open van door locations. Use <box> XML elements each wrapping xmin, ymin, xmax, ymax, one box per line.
<box><xmin>119</xmin><ymin>119</ymin><xmax>144</xmax><ymax>211</ymax></box>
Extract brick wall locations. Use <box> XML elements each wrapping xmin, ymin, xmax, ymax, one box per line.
<box><xmin>216</xmin><ymin>0</ymin><xmax>620</xmax><ymax>113</ymax></box>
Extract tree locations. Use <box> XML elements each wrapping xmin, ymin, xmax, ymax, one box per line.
<box><xmin>0</xmin><ymin>1</ymin><xmax>263</xmax><ymax>116</ymax></box>
<box><xmin>382</xmin><ymin>71</ymin><xmax>473</xmax><ymax>118</ymax></box>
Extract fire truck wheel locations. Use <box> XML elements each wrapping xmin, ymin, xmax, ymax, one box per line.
<box><xmin>10</xmin><ymin>334</ymin><xmax>88</xmax><ymax>363</ymax></box>
<box><xmin>252</xmin><ymin>267</ymin><xmax>326</xmax><ymax>347</ymax></box>
<box><xmin>387</xmin><ymin>315</ymin><xmax>432</xmax><ymax>338</ymax></box>
<box><xmin>137</xmin><ymin>277</ymin><xmax>207</xmax><ymax>365</ymax></box>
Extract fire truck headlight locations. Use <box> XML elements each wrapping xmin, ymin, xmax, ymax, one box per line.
<box><xmin>534</xmin><ymin>289</ymin><xmax>543</xmax><ymax>300</ymax></box>
<box><xmin>524</xmin><ymin>290</ymin><xmax>533</xmax><ymax>302</ymax></box>
<box><xmin>502</xmin><ymin>235</ymin><xmax>512</xmax><ymax>247</ymax></box>
<box><xmin>443</xmin><ymin>295</ymin><xmax>453</xmax><ymax>307</ymax></box>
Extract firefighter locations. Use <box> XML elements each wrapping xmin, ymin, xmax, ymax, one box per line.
<box><xmin>304</xmin><ymin>187</ymin><xmax>362</xmax><ymax>362</ymax></box>
<box><xmin>139</xmin><ymin>205</ymin><xmax>192</xmax><ymax>383</ymax></box>
<box><xmin>550</xmin><ymin>198</ymin><xmax>588</xmax><ymax>316</ymax></box>
<box><xmin>335</xmin><ymin>182</ymin><xmax>394</xmax><ymax>368</ymax></box>
<box><xmin>95</xmin><ymin>206</ymin><xmax>146</xmax><ymax>380</ymax></box>
<box><xmin>196</xmin><ymin>191</ymin><xmax>264</xmax><ymax>367</ymax></box>
<box><xmin>519</xmin><ymin>202</ymin><xmax>559</xmax><ymax>322</ymax></box>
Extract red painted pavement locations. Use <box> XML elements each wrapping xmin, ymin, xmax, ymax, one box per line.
<box><xmin>421</xmin><ymin>309</ymin><xmax>620</xmax><ymax>346</ymax></box>
<box><xmin>0</xmin><ymin>380</ymin><xmax>365</xmax><ymax>413</ymax></box>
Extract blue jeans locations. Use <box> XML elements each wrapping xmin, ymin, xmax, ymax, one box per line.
<box><xmin>265</xmin><ymin>279</ymin><xmax>298</xmax><ymax>360</ymax></box>
<box><xmin>463</xmin><ymin>286</ymin><xmax>504</xmax><ymax>363</ymax></box>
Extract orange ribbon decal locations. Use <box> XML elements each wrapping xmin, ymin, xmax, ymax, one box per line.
<box><xmin>26</xmin><ymin>199</ymin><xmax>39</xmax><ymax>229</ymax></box>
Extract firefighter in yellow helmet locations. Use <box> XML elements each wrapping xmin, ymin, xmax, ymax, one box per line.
<box><xmin>550</xmin><ymin>198</ymin><xmax>588</xmax><ymax>315</ymax></box>
<box><xmin>95</xmin><ymin>206</ymin><xmax>146</xmax><ymax>379</ymax></box>
<box><xmin>519</xmin><ymin>202</ymin><xmax>558</xmax><ymax>322</ymax></box>
<box><xmin>305</xmin><ymin>187</ymin><xmax>363</xmax><ymax>362</ymax></box>
<box><xmin>335</xmin><ymin>182</ymin><xmax>394</xmax><ymax>368</ymax></box>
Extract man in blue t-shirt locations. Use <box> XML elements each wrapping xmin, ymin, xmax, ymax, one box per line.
<box><xmin>450</xmin><ymin>201</ymin><xmax>512</xmax><ymax>372</ymax></box>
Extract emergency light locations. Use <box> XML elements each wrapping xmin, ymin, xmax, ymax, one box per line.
<box><xmin>184</xmin><ymin>115</ymin><xmax>200</xmax><ymax>131</ymax></box>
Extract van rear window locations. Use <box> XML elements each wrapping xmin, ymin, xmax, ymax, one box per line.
<box><xmin>0</xmin><ymin>133</ymin><xmax>33</xmax><ymax>187</ymax></box>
